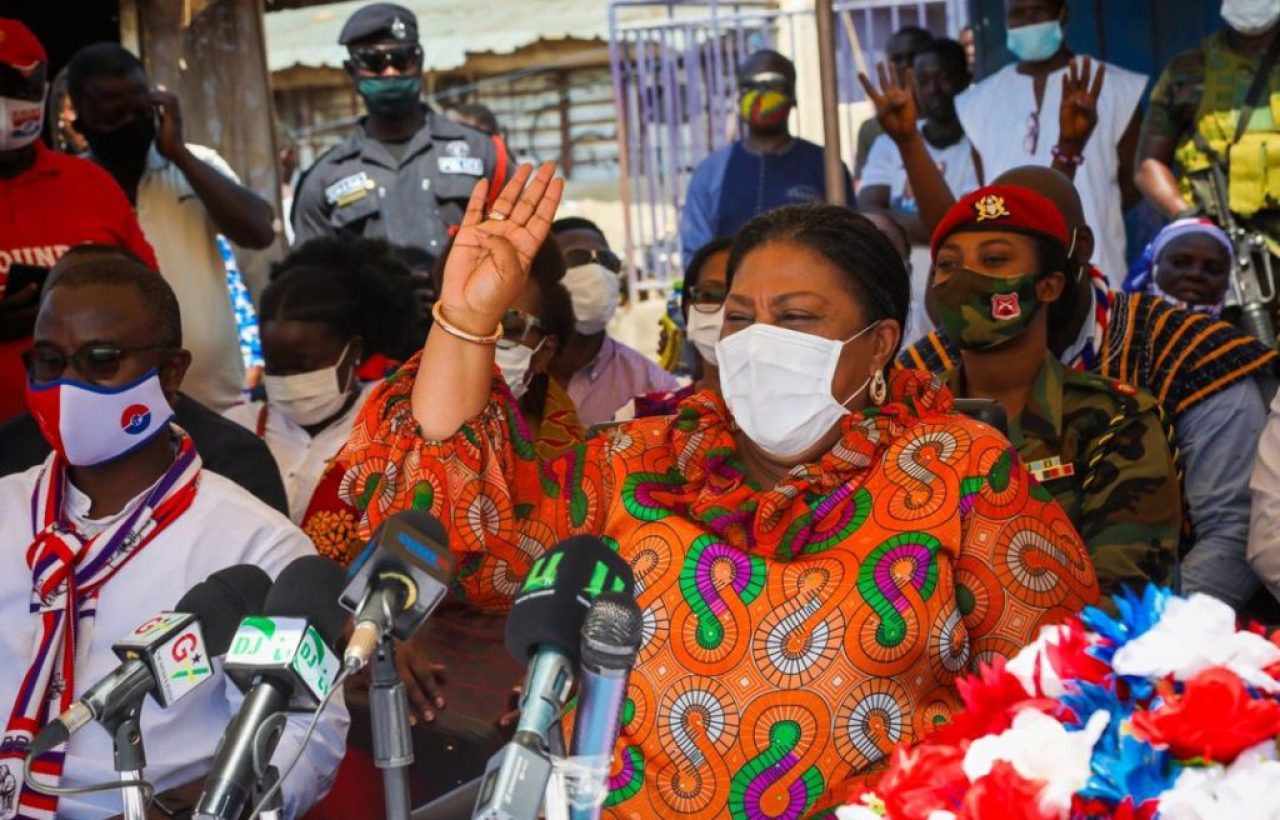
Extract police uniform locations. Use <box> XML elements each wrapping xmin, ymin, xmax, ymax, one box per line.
<box><xmin>946</xmin><ymin>355</ymin><xmax>1182</xmax><ymax>599</ymax></box>
<box><xmin>290</xmin><ymin>3</ymin><xmax>510</xmax><ymax>253</ymax></box>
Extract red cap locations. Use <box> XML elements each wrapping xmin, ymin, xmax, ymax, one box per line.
<box><xmin>0</xmin><ymin>18</ymin><xmax>47</xmax><ymax>72</ymax></box>
<box><xmin>930</xmin><ymin>184</ymin><xmax>1070</xmax><ymax>261</ymax></box>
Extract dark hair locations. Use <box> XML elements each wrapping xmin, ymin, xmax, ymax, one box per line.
<box><xmin>450</xmin><ymin>103</ymin><xmax>499</xmax><ymax>135</ymax></box>
<box><xmin>46</xmin><ymin>254</ymin><xmax>182</xmax><ymax>348</ymax></box>
<box><xmin>738</xmin><ymin>49</ymin><xmax>797</xmax><ymax>85</ymax></box>
<box><xmin>889</xmin><ymin>26</ymin><xmax>935</xmax><ymax>51</ymax></box>
<box><xmin>66</xmin><ymin>43</ymin><xmax>145</xmax><ymax>107</ymax></box>
<box><xmin>1035</xmin><ymin>235</ymin><xmax>1073</xmax><ymax>305</ymax></box>
<box><xmin>916</xmin><ymin>38</ymin><xmax>970</xmax><ymax>79</ymax></box>
<box><xmin>551</xmin><ymin>217</ymin><xmax>607</xmax><ymax>243</ymax></box>
<box><xmin>263</xmin><ymin>237</ymin><xmax>420</xmax><ymax>361</ymax></box>
<box><xmin>681</xmin><ymin>236</ymin><xmax>734</xmax><ymax>319</ymax></box>
<box><xmin>726</xmin><ymin>204</ymin><xmax>910</xmax><ymax>350</ymax></box>
<box><xmin>522</xmin><ymin>241</ymin><xmax>575</xmax><ymax>418</ymax></box>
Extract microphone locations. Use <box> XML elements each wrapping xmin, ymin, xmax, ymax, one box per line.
<box><xmin>339</xmin><ymin>510</ymin><xmax>455</xmax><ymax>672</ymax></box>
<box><xmin>195</xmin><ymin>555</ymin><xmax>348</xmax><ymax>820</ymax></box>
<box><xmin>474</xmin><ymin>536</ymin><xmax>634</xmax><ymax>820</ymax></box>
<box><xmin>567</xmin><ymin>593</ymin><xmax>643</xmax><ymax>819</ymax></box>
<box><xmin>28</xmin><ymin>565</ymin><xmax>272</xmax><ymax>759</ymax></box>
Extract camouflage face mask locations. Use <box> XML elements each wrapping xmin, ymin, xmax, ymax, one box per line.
<box><xmin>929</xmin><ymin>267</ymin><xmax>1044</xmax><ymax>351</ymax></box>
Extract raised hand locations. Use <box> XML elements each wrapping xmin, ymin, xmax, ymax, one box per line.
<box><xmin>1058</xmin><ymin>57</ymin><xmax>1104</xmax><ymax>150</ymax></box>
<box><xmin>858</xmin><ymin>62</ymin><xmax>920</xmax><ymax>145</ymax></box>
<box><xmin>150</xmin><ymin>85</ymin><xmax>186</xmax><ymax>162</ymax></box>
<box><xmin>437</xmin><ymin>162</ymin><xmax>563</xmax><ymax>336</ymax></box>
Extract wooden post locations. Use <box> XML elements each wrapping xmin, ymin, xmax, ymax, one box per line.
<box><xmin>556</xmin><ymin>69</ymin><xmax>574</xmax><ymax>179</ymax></box>
<box><xmin>813</xmin><ymin>0</ymin><xmax>845</xmax><ymax>206</ymax></box>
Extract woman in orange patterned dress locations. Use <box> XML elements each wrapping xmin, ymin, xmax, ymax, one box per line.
<box><xmin>339</xmin><ymin>164</ymin><xmax>1100</xmax><ymax>818</ymax></box>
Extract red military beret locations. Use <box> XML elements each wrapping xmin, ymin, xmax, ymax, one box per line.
<box><xmin>0</xmin><ymin>18</ymin><xmax>46</xmax><ymax>72</ymax></box>
<box><xmin>930</xmin><ymin>184</ymin><xmax>1071</xmax><ymax>262</ymax></box>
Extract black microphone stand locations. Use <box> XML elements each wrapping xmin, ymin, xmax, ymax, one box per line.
<box><xmin>372</xmin><ymin>637</ymin><xmax>414</xmax><ymax>820</ymax></box>
<box><xmin>102</xmin><ymin>702</ymin><xmax>148</xmax><ymax>820</ymax></box>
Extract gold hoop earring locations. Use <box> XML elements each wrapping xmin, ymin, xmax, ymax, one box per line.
<box><xmin>870</xmin><ymin>370</ymin><xmax>888</xmax><ymax>405</ymax></box>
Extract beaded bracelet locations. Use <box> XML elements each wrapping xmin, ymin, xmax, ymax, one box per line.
<box><xmin>431</xmin><ymin>301</ymin><xmax>503</xmax><ymax>345</ymax></box>
<box><xmin>1051</xmin><ymin>145</ymin><xmax>1085</xmax><ymax>167</ymax></box>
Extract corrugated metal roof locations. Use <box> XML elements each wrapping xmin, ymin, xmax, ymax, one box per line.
<box><xmin>266</xmin><ymin>0</ymin><xmax>633</xmax><ymax>73</ymax></box>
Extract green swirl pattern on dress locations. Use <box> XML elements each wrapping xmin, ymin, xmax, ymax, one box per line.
<box><xmin>727</xmin><ymin>720</ymin><xmax>823</xmax><ymax>820</ymax></box>
<box><xmin>679</xmin><ymin>534</ymin><xmax>766</xmax><ymax>650</ymax></box>
<box><xmin>621</xmin><ymin>468</ymin><xmax>686</xmax><ymax>523</ymax></box>
<box><xmin>856</xmin><ymin>532</ymin><xmax>942</xmax><ymax>647</ymax></box>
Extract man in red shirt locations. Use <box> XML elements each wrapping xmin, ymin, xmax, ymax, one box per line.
<box><xmin>0</xmin><ymin>18</ymin><xmax>156</xmax><ymax>421</ymax></box>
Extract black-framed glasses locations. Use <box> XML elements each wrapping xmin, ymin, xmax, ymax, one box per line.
<box><xmin>23</xmin><ymin>343</ymin><xmax>172</xmax><ymax>384</ymax></box>
<box><xmin>497</xmin><ymin>309</ymin><xmax>545</xmax><ymax>349</ymax></box>
<box><xmin>348</xmin><ymin>44</ymin><xmax>422</xmax><ymax>74</ymax></box>
<box><xmin>563</xmin><ymin>248</ymin><xmax>623</xmax><ymax>274</ymax></box>
<box><xmin>687</xmin><ymin>282</ymin><xmax>728</xmax><ymax>312</ymax></box>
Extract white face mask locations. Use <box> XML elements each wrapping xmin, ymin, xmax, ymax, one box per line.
<box><xmin>263</xmin><ymin>343</ymin><xmax>354</xmax><ymax>427</ymax></box>
<box><xmin>1222</xmin><ymin>0</ymin><xmax>1280</xmax><ymax>34</ymax></box>
<box><xmin>0</xmin><ymin>93</ymin><xmax>45</xmax><ymax>152</ymax></box>
<box><xmin>495</xmin><ymin>338</ymin><xmax>544</xmax><ymax>399</ymax></box>
<box><xmin>686</xmin><ymin>305</ymin><xmax>725</xmax><ymax>365</ymax></box>
<box><xmin>715</xmin><ymin>321</ymin><xmax>879</xmax><ymax>460</ymax></box>
<box><xmin>563</xmin><ymin>263</ymin><xmax>620</xmax><ymax>334</ymax></box>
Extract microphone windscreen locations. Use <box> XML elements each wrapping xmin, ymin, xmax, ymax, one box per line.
<box><xmin>264</xmin><ymin>555</ymin><xmax>350</xmax><ymax>648</ymax></box>
<box><xmin>581</xmin><ymin>591</ymin><xmax>643</xmax><ymax>671</ymax></box>
<box><xmin>175</xmin><ymin>565</ymin><xmax>273</xmax><ymax>655</ymax></box>
<box><xmin>504</xmin><ymin>535</ymin><xmax>634</xmax><ymax>665</ymax></box>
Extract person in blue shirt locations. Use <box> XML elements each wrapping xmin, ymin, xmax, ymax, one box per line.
<box><xmin>679</xmin><ymin>49</ymin><xmax>855</xmax><ymax>267</ymax></box>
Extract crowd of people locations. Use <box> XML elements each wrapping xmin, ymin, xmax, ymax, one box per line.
<box><xmin>1</xmin><ymin>0</ymin><xmax>1279</xmax><ymax>817</ymax></box>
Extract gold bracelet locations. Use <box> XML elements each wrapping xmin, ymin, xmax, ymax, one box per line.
<box><xmin>432</xmin><ymin>301</ymin><xmax>503</xmax><ymax>345</ymax></box>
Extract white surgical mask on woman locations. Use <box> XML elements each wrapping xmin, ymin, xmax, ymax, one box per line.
<box><xmin>494</xmin><ymin>338</ymin><xmax>545</xmax><ymax>399</ymax></box>
<box><xmin>716</xmin><ymin>321</ymin><xmax>879</xmax><ymax>460</ymax></box>
<box><xmin>563</xmin><ymin>263</ymin><xmax>620</xmax><ymax>334</ymax></box>
<box><xmin>686</xmin><ymin>305</ymin><xmax>725</xmax><ymax>365</ymax></box>
<box><xmin>1221</xmin><ymin>0</ymin><xmax>1280</xmax><ymax>34</ymax></box>
<box><xmin>263</xmin><ymin>342</ymin><xmax>354</xmax><ymax>427</ymax></box>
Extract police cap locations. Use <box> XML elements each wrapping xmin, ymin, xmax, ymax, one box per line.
<box><xmin>339</xmin><ymin>3</ymin><xmax>419</xmax><ymax>46</ymax></box>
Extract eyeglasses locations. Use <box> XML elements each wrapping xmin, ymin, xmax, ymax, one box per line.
<box><xmin>687</xmin><ymin>282</ymin><xmax>728</xmax><ymax>313</ymax></box>
<box><xmin>563</xmin><ymin>248</ymin><xmax>622</xmax><ymax>274</ymax></box>
<box><xmin>348</xmin><ymin>44</ymin><xmax>422</xmax><ymax>74</ymax></box>
<box><xmin>23</xmin><ymin>343</ymin><xmax>172</xmax><ymax>384</ymax></box>
<box><xmin>1024</xmin><ymin>109</ymin><xmax>1040</xmax><ymax>155</ymax></box>
<box><xmin>497</xmin><ymin>309</ymin><xmax>545</xmax><ymax>349</ymax></box>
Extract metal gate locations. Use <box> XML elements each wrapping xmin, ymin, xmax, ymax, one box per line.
<box><xmin>607</xmin><ymin>0</ymin><xmax>968</xmax><ymax>295</ymax></box>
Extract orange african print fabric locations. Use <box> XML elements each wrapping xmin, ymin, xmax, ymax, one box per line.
<box><xmin>338</xmin><ymin>354</ymin><xmax>1099</xmax><ymax>818</ymax></box>
<box><xmin>529</xmin><ymin>378</ymin><xmax>584</xmax><ymax>462</ymax></box>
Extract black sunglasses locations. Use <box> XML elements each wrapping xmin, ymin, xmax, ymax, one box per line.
<box><xmin>23</xmin><ymin>343</ymin><xmax>172</xmax><ymax>384</ymax></box>
<box><xmin>497</xmin><ymin>309</ymin><xmax>546</xmax><ymax>349</ymax></box>
<box><xmin>563</xmin><ymin>248</ymin><xmax>622</xmax><ymax>274</ymax></box>
<box><xmin>348</xmin><ymin>44</ymin><xmax>423</xmax><ymax>74</ymax></box>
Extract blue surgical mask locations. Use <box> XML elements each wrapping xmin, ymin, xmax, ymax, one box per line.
<box><xmin>1006</xmin><ymin>20</ymin><xmax>1064</xmax><ymax>62</ymax></box>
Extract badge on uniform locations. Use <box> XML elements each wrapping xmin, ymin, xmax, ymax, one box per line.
<box><xmin>439</xmin><ymin>141</ymin><xmax>483</xmax><ymax>176</ymax></box>
<box><xmin>1026</xmin><ymin>456</ymin><xmax>1075</xmax><ymax>483</ymax></box>
<box><xmin>325</xmin><ymin>172</ymin><xmax>376</xmax><ymax>207</ymax></box>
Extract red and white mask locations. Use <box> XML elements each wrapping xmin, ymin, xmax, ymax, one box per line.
<box><xmin>27</xmin><ymin>370</ymin><xmax>175</xmax><ymax>466</ymax></box>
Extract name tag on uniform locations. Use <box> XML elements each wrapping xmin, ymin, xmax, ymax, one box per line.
<box><xmin>1026</xmin><ymin>456</ymin><xmax>1075</xmax><ymax>483</ymax></box>
<box><xmin>438</xmin><ymin>157</ymin><xmax>484</xmax><ymax>176</ymax></box>
<box><xmin>325</xmin><ymin>172</ymin><xmax>375</xmax><ymax>207</ymax></box>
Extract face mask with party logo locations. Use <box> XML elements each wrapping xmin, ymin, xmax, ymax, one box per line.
<box><xmin>26</xmin><ymin>369</ymin><xmax>175</xmax><ymax>467</ymax></box>
<box><xmin>739</xmin><ymin>72</ymin><xmax>795</xmax><ymax>130</ymax></box>
<box><xmin>929</xmin><ymin>268</ymin><xmax>1046</xmax><ymax>350</ymax></box>
<box><xmin>0</xmin><ymin>93</ymin><xmax>45</xmax><ymax>151</ymax></box>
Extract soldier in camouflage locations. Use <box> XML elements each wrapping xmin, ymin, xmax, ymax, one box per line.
<box><xmin>931</xmin><ymin>185</ymin><xmax>1181</xmax><ymax>597</ymax></box>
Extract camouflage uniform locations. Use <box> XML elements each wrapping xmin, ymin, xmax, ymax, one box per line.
<box><xmin>1141</xmin><ymin>29</ymin><xmax>1280</xmax><ymax>250</ymax></box>
<box><xmin>946</xmin><ymin>355</ymin><xmax>1182</xmax><ymax>597</ymax></box>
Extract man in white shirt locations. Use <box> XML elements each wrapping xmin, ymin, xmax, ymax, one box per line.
<box><xmin>953</xmin><ymin>0</ymin><xmax>1147</xmax><ymax>282</ymax></box>
<box><xmin>0</xmin><ymin>256</ymin><xmax>345</xmax><ymax>818</ymax></box>
<box><xmin>859</xmin><ymin>38</ymin><xmax>981</xmax><ymax>345</ymax></box>
<box><xmin>65</xmin><ymin>43</ymin><xmax>276</xmax><ymax>413</ymax></box>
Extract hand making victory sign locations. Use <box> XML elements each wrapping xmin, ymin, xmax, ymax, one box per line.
<box><xmin>1053</xmin><ymin>57</ymin><xmax>1105</xmax><ymax>179</ymax></box>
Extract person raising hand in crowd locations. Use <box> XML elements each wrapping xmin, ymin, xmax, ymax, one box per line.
<box><xmin>338</xmin><ymin>162</ymin><xmax>1097</xmax><ymax>816</ymax></box>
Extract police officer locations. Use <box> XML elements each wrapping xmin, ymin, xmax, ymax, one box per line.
<box><xmin>291</xmin><ymin>3</ymin><xmax>508</xmax><ymax>256</ymax></box>
<box><xmin>1136</xmin><ymin>1</ymin><xmax>1280</xmax><ymax>247</ymax></box>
